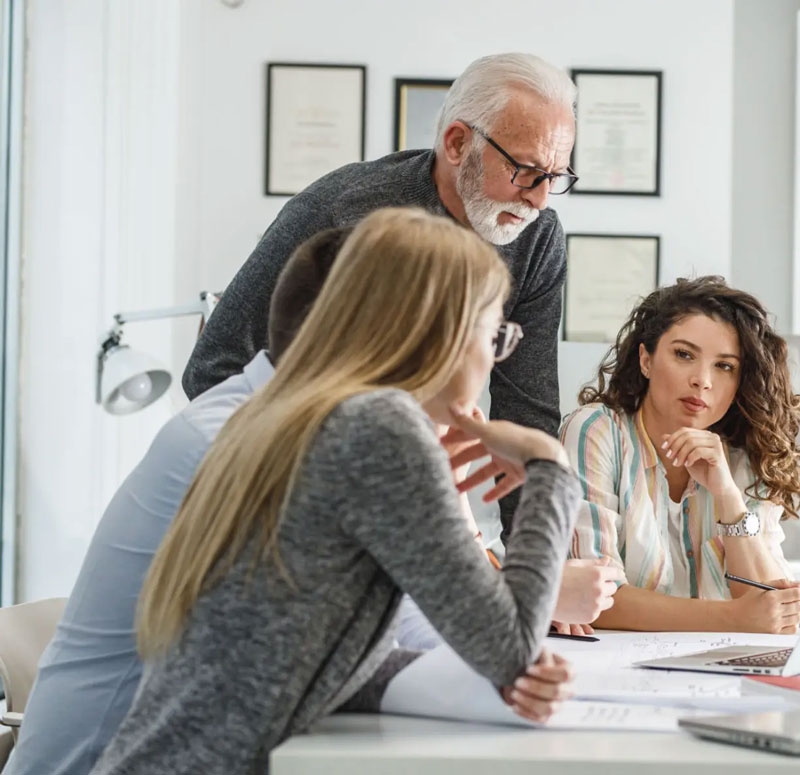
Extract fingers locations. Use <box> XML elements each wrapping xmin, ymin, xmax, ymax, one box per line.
<box><xmin>661</xmin><ymin>429</ymin><xmax>724</xmax><ymax>468</ymax></box>
<box><xmin>598</xmin><ymin>563</ymin><xmax>626</xmax><ymax>583</ymax></box>
<box><xmin>768</xmin><ymin>578</ymin><xmax>800</xmax><ymax>590</ymax></box>
<box><xmin>597</xmin><ymin>592</ymin><xmax>616</xmax><ymax>612</ymax></box>
<box><xmin>565</xmin><ymin>557</ymin><xmax>609</xmax><ymax>569</ymax></box>
<box><xmin>775</xmin><ymin>587</ymin><xmax>800</xmax><ymax>604</ymax></box>
<box><xmin>535</xmin><ymin>646</ymin><xmax>555</xmax><ymax>667</ymax></box>
<box><xmin>668</xmin><ymin>438</ymin><xmax>718</xmax><ymax>468</ymax></box>
<box><xmin>550</xmin><ymin>621</ymin><xmax>570</xmax><ymax>635</ymax></box>
<box><xmin>455</xmin><ymin>460</ymin><xmax>525</xmax><ymax>501</ymax></box>
<box><xmin>529</xmin><ymin>656</ymin><xmax>574</xmax><ymax>684</ymax></box>
<box><xmin>504</xmin><ymin>654</ymin><xmax>574</xmax><ymax>723</ymax></box>
<box><xmin>449</xmin><ymin>443</ymin><xmax>491</xmax><ymax>470</ymax></box>
<box><xmin>439</xmin><ymin>425</ymin><xmax>474</xmax><ymax>447</ymax></box>
<box><xmin>481</xmin><ymin>472</ymin><xmax>525</xmax><ymax>503</ymax></box>
<box><xmin>513</xmin><ymin>674</ymin><xmax>572</xmax><ymax>702</ymax></box>
<box><xmin>779</xmin><ymin>603</ymin><xmax>800</xmax><ymax>633</ymax></box>
<box><xmin>502</xmin><ymin>685</ymin><xmax>565</xmax><ymax>724</ymax></box>
<box><xmin>455</xmin><ymin>460</ymin><xmax>503</xmax><ymax>493</ymax></box>
<box><xmin>448</xmin><ymin>404</ymin><xmax>488</xmax><ymax>437</ymax></box>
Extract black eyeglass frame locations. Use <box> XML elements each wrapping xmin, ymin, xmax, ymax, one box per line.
<box><xmin>463</xmin><ymin>122</ymin><xmax>579</xmax><ymax>194</ymax></box>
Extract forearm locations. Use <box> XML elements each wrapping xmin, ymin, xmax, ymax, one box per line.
<box><xmin>724</xmin><ymin>536</ymin><xmax>788</xmax><ymax>591</ymax></box>
<box><xmin>716</xmin><ymin>491</ymin><xmax>788</xmax><ymax>593</ymax></box>
<box><xmin>389</xmin><ymin>460</ymin><xmax>579</xmax><ymax>687</ymax></box>
<box><xmin>593</xmin><ymin>584</ymin><xmax>735</xmax><ymax>632</ymax></box>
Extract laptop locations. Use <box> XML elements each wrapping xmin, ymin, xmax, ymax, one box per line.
<box><xmin>679</xmin><ymin>710</ymin><xmax>800</xmax><ymax>755</ymax></box>
<box><xmin>635</xmin><ymin>635</ymin><xmax>800</xmax><ymax>676</ymax></box>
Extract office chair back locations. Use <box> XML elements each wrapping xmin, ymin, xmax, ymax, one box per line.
<box><xmin>0</xmin><ymin>597</ymin><xmax>67</xmax><ymax>741</ymax></box>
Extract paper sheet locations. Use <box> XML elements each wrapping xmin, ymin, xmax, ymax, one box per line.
<box><xmin>381</xmin><ymin>643</ymin><xmax>697</xmax><ymax>731</ymax></box>
<box><xmin>381</xmin><ymin>633</ymin><xmax>797</xmax><ymax>731</ymax></box>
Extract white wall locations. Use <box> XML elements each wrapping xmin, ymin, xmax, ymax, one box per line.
<box><xmin>732</xmin><ymin>0</ymin><xmax>800</xmax><ymax>336</ymax></box>
<box><xmin>18</xmin><ymin>0</ymin><xmax>742</xmax><ymax>598</ymax></box>
<box><xmin>18</xmin><ymin>0</ymin><xmax>181</xmax><ymax>600</ymax></box>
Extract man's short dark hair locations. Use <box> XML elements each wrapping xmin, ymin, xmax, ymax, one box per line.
<box><xmin>268</xmin><ymin>226</ymin><xmax>353</xmax><ymax>362</ymax></box>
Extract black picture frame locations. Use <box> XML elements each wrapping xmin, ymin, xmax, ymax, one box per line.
<box><xmin>570</xmin><ymin>69</ymin><xmax>662</xmax><ymax>196</ymax></box>
<box><xmin>393</xmin><ymin>77</ymin><xmax>453</xmax><ymax>152</ymax></box>
<box><xmin>264</xmin><ymin>62</ymin><xmax>366</xmax><ymax>197</ymax></box>
<box><xmin>563</xmin><ymin>233</ymin><xmax>660</xmax><ymax>342</ymax></box>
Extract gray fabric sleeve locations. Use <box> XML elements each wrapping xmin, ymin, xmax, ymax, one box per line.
<box><xmin>494</xmin><ymin>216</ymin><xmax>567</xmax><ymax>542</ymax></box>
<box><xmin>336</xmin><ymin>391</ymin><xmax>580</xmax><ymax>688</ymax></box>
<box><xmin>334</xmin><ymin>649</ymin><xmax>422</xmax><ymax>713</ymax></box>
<box><xmin>182</xmin><ymin>192</ymin><xmax>331</xmax><ymax>399</ymax></box>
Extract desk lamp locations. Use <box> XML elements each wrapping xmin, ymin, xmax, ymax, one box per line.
<box><xmin>96</xmin><ymin>291</ymin><xmax>219</xmax><ymax>415</ymax></box>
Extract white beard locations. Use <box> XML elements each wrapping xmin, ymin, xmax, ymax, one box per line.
<box><xmin>455</xmin><ymin>148</ymin><xmax>539</xmax><ymax>246</ymax></box>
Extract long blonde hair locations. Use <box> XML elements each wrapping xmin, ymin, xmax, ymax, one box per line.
<box><xmin>137</xmin><ymin>207</ymin><xmax>510</xmax><ymax>657</ymax></box>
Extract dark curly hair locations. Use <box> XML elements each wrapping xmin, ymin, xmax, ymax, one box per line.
<box><xmin>579</xmin><ymin>276</ymin><xmax>800</xmax><ymax>518</ymax></box>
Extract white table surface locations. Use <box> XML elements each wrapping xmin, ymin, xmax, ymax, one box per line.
<box><xmin>270</xmin><ymin>712</ymin><xmax>799</xmax><ymax>774</ymax></box>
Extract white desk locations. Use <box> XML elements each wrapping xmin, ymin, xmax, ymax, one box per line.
<box><xmin>271</xmin><ymin>713</ymin><xmax>798</xmax><ymax>774</ymax></box>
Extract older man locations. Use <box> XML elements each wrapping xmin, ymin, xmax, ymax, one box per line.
<box><xmin>183</xmin><ymin>52</ymin><xmax>577</xmax><ymax>540</ymax></box>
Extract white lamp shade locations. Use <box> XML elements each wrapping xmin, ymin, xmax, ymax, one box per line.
<box><xmin>100</xmin><ymin>345</ymin><xmax>172</xmax><ymax>415</ymax></box>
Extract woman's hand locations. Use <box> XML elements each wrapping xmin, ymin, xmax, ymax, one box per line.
<box><xmin>438</xmin><ymin>407</ymin><xmax>486</xmax><ymax>486</ymax></box>
<box><xmin>728</xmin><ymin>580</ymin><xmax>800</xmax><ymax>634</ymax></box>
<box><xmin>550</xmin><ymin>621</ymin><xmax>596</xmax><ymax>636</ymax></box>
<box><xmin>660</xmin><ymin>428</ymin><xmax>737</xmax><ymax>498</ymax></box>
<box><xmin>447</xmin><ymin>405</ymin><xmax>569</xmax><ymax>502</ymax></box>
<box><xmin>500</xmin><ymin>647</ymin><xmax>574</xmax><ymax>723</ymax></box>
<box><xmin>552</xmin><ymin>558</ymin><xmax>623</xmax><ymax>627</ymax></box>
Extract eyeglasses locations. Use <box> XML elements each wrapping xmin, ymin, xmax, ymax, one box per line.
<box><xmin>493</xmin><ymin>321</ymin><xmax>524</xmax><ymax>362</ymax></box>
<box><xmin>464</xmin><ymin>122</ymin><xmax>579</xmax><ymax>195</ymax></box>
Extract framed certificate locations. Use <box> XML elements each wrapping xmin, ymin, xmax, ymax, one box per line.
<box><xmin>570</xmin><ymin>69</ymin><xmax>662</xmax><ymax>196</ymax></box>
<box><xmin>265</xmin><ymin>62</ymin><xmax>366</xmax><ymax>196</ymax></box>
<box><xmin>564</xmin><ymin>234</ymin><xmax>660</xmax><ymax>342</ymax></box>
<box><xmin>393</xmin><ymin>78</ymin><xmax>453</xmax><ymax>151</ymax></box>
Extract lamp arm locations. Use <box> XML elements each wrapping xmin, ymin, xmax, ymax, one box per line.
<box><xmin>115</xmin><ymin>301</ymin><xmax>205</xmax><ymax>325</ymax></box>
<box><xmin>114</xmin><ymin>291</ymin><xmax>219</xmax><ymax>326</ymax></box>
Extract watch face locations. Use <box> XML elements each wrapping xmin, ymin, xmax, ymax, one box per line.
<box><xmin>742</xmin><ymin>512</ymin><xmax>760</xmax><ymax>536</ymax></box>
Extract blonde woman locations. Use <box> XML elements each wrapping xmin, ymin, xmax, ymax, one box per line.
<box><xmin>91</xmin><ymin>208</ymin><xmax>581</xmax><ymax>775</ymax></box>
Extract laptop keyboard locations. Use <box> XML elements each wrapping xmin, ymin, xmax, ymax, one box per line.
<box><xmin>715</xmin><ymin>648</ymin><xmax>793</xmax><ymax>668</ymax></box>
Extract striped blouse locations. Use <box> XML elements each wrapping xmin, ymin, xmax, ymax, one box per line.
<box><xmin>560</xmin><ymin>403</ymin><xmax>792</xmax><ymax>600</ymax></box>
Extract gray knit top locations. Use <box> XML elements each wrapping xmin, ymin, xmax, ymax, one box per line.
<box><xmin>91</xmin><ymin>388</ymin><xmax>580</xmax><ymax>775</ymax></box>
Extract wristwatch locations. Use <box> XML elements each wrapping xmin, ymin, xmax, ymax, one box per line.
<box><xmin>716</xmin><ymin>511</ymin><xmax>761</xmax><ymax>538</ymax></box>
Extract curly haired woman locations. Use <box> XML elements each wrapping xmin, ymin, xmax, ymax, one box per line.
<box><xmin>561</xmin><ymin>276</ymin><xmax>800</xmax><ymax>633</ymax></box>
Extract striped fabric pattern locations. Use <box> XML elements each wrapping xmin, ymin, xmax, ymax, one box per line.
<box><xmin>560</xmin><ymin>403</ymin><xmax>792</xmax><ymax>600</ymax></box>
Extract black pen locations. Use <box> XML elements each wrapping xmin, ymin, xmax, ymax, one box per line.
<box><xmin>724</xmin><ymin>571</ymin><xmax>777</xmax><ymax>591</ymax></box>
<box><xmin>547</xmin><ymin>631</ymin><xmax>599</xmax><ymax>642</ymax></box>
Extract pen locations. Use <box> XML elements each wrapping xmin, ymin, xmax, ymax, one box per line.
<box><xmin>547</xmin><ymin>631</ymin><xmax>600</xmax><ymax>642</ymax></box>
<box><xmin>724</xmin><ymin>571</ymin><xmax>777</xmax><ymax>591</ymax></box>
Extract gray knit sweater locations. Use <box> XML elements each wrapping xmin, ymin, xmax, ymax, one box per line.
<box><xmin>182</xmin><ymin>150</ymin><xmax>568</xmax><ymax>538</ymax></box>
<box><xmin>91</xmin><ymin>389</ymin><xmax>580</xmax><ymax>775</ymax></box>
